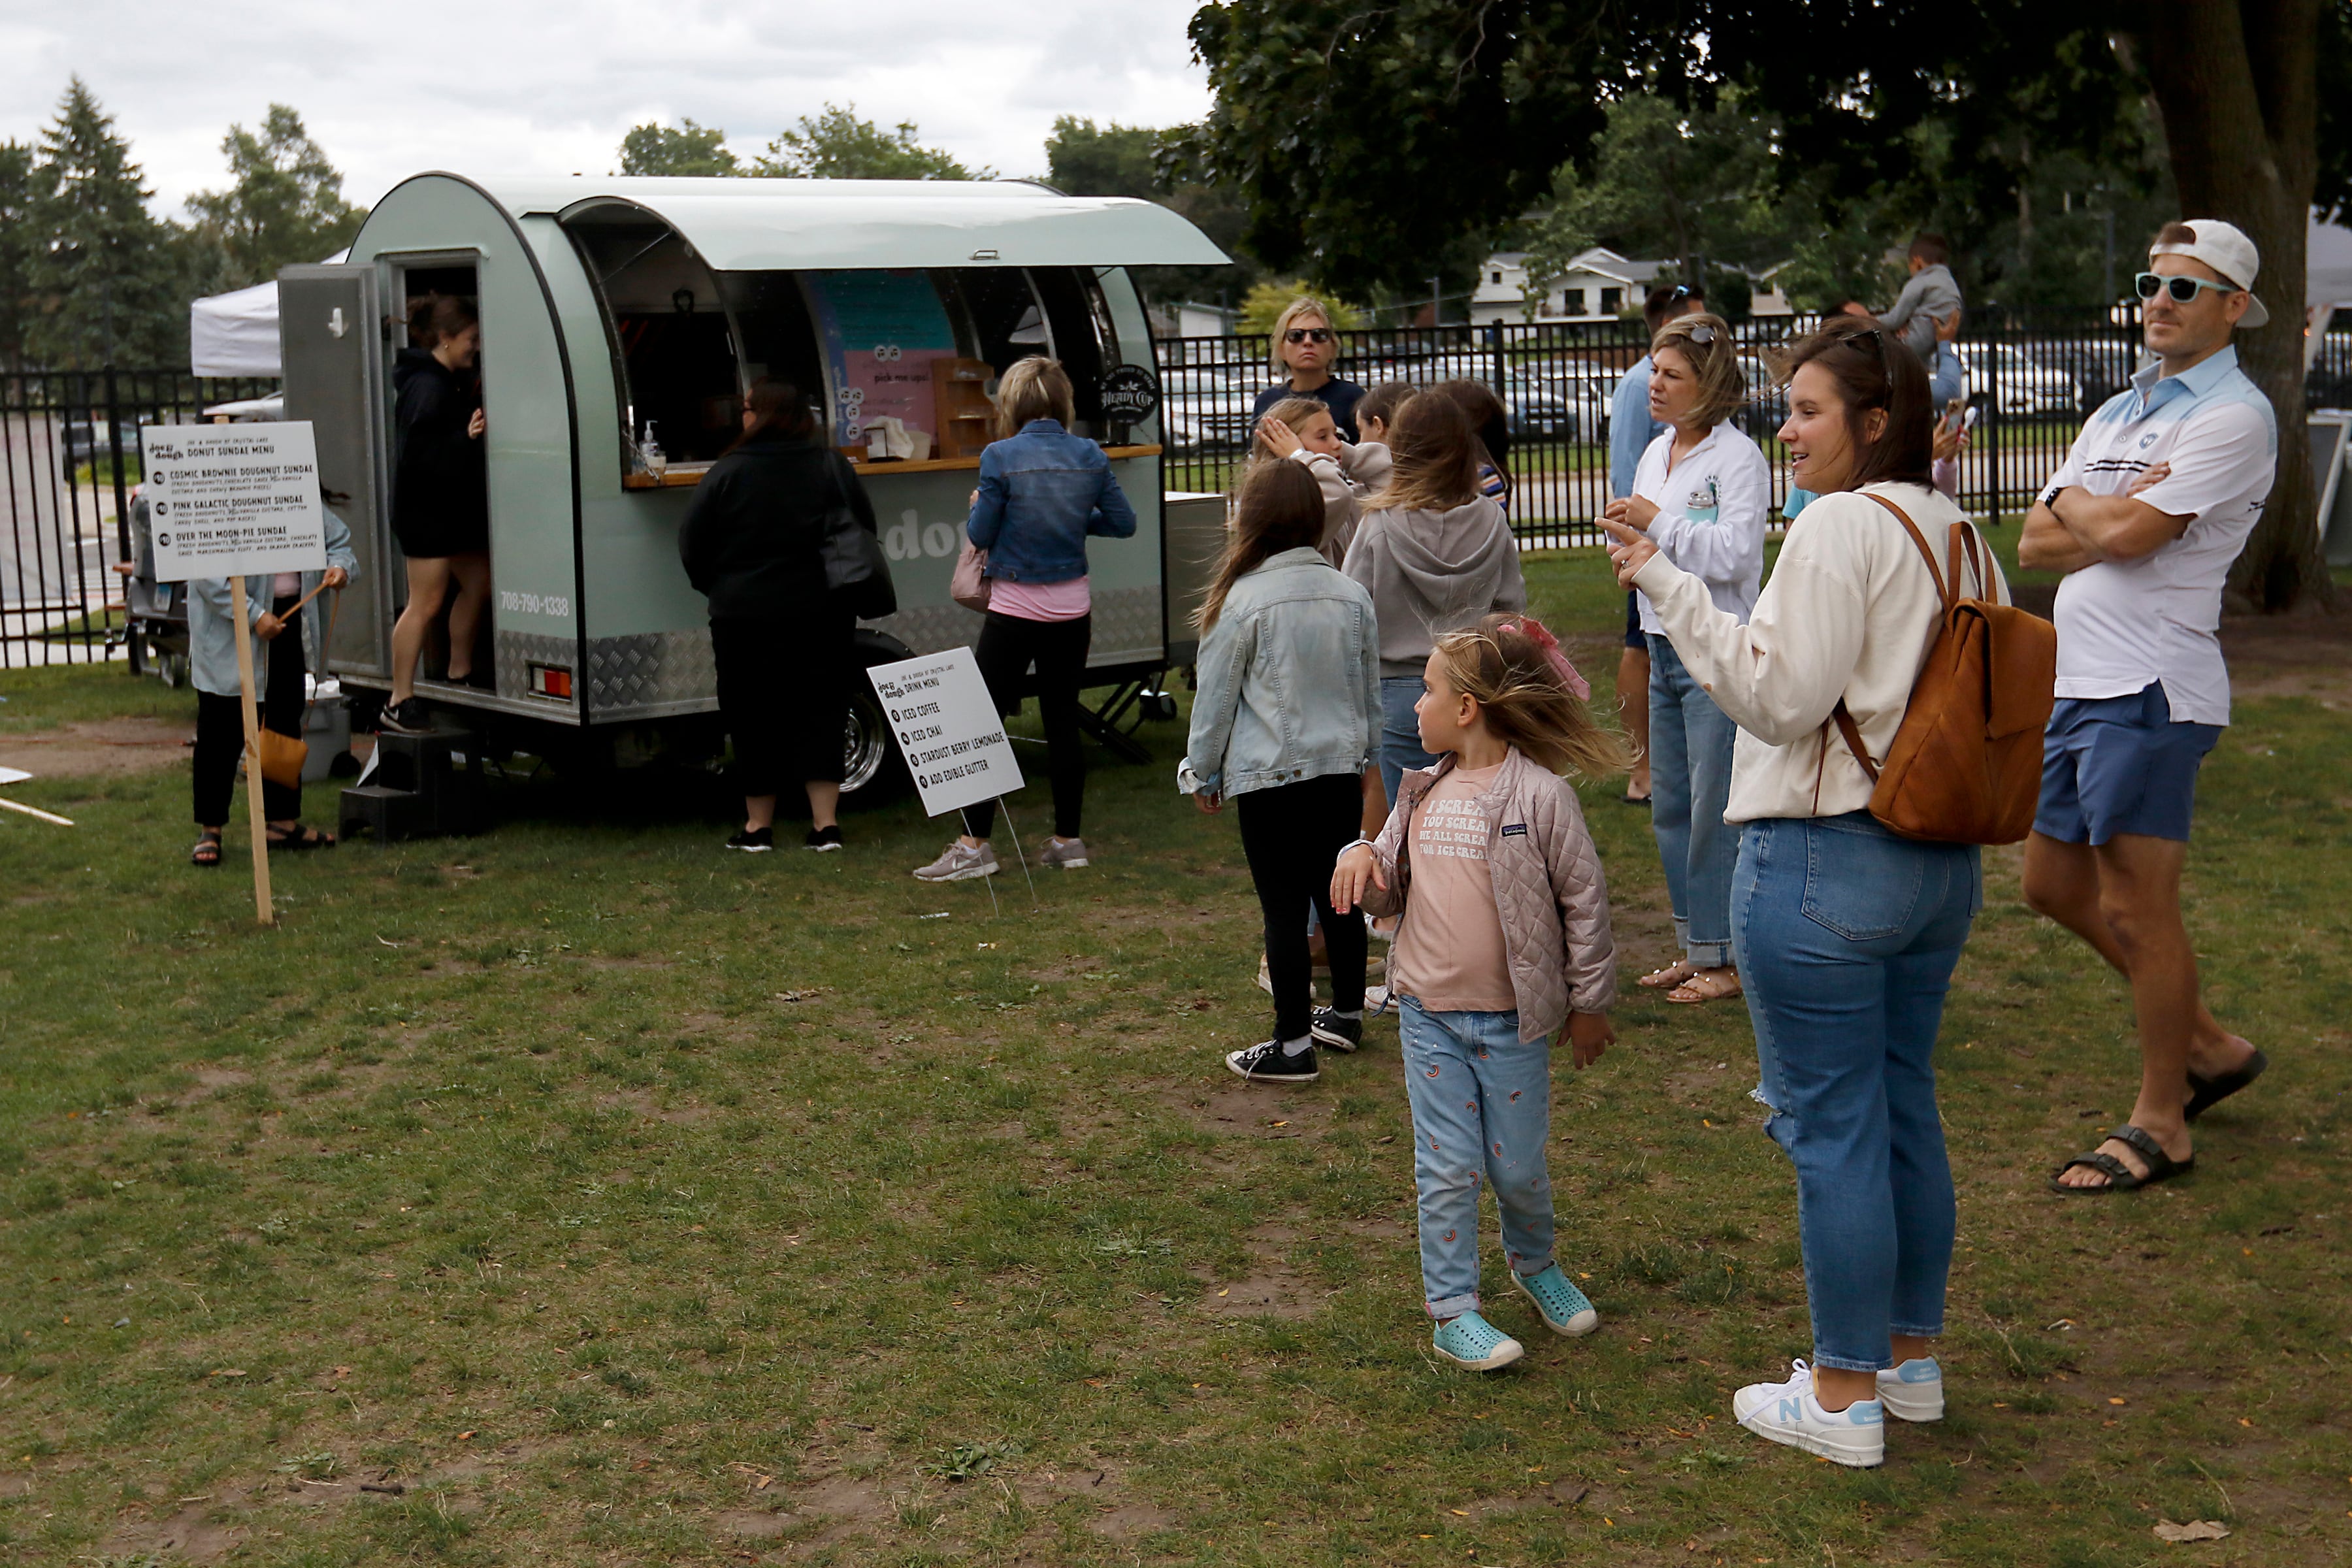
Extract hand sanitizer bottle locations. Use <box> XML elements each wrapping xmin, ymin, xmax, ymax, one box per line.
<box><xmin>640</xmin><ymin>421</ymin><xmax>667</xmax><ymax>478</ymax></box>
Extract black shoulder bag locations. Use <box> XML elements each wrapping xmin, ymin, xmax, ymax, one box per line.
<box><xmin>817</xmin><ymin>458</ymin><xmax>897</xmax><ymax>620</ymax></box>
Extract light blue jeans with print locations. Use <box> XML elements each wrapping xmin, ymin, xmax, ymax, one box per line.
<box><xmin>1732</xmin><ymin>811</ymin><xmax>1980</xmax><ymax>1372</ymax></box>
<box><xmin>1648</xmin><ymin>634</ymin><xmax>1740</xmax><ymax>968</ymax></box>
<box><xmin>1379</xmin><ymin>675</ymin><xmax>1439</xmax><ymax>806</ymax></box>
<box><xmin>1399</xmin><ymin>998</ymin><xmax>1556</xmax><ymax>1318</ymax></box>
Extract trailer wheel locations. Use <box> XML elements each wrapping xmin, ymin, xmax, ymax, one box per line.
<box><xmin>840</xmin><ymin>685</ymin><xmax>902</xmax><ymax>798</ymax></box>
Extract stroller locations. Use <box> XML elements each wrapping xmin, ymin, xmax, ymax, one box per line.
<box><xmin>111</xmin><ymin>490</ymin><xmax>193</xmax><ymax>686</ymax></box>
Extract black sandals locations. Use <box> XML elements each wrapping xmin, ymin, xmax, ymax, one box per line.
<box><xmin>190</xmin><ymin>830</ymin><xmax>223</xmax><ymax>868</ymax></box>
<box><xmin>2051</xmin><ymin>1124</ymin><xmax>2194</xmax><ymax>1194</ymax></box>
<box><xmin>266</xmin><ymin>823</ymin><xmax>336</xmax><ymax>851</ymax></box>
<box><xmin>2185</xmin><ymin>1048</ymin><xmax>2268</xmax><ymax>1122</ymax></box>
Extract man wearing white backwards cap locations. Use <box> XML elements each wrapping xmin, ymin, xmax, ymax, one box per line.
<box><xmin>2021</xmin><ymin>220</ymin><xmax>2276</xmax><ymax>1194</ymax></box>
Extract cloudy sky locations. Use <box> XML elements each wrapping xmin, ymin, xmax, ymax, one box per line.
<box><xmin>0</xmin><ymin>1</ymin><xmax>1215</xmax><ymax>214</ymax></box>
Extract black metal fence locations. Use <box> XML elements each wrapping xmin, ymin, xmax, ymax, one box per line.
<box><xmin>1156</xmin><ymin>308</ymin><xmax>2352</xmax><ymax>549</ymax></box>
<box><xmin>1</xmin><ymin>369</ymin><xmax>279</xmax><ymax>669</ymax></box>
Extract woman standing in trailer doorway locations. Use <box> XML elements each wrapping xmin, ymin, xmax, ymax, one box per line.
<box><xmin>1251</xmin><ymin>297</ymin><xmax>1366</xmax><ymax>442</ymax></box>
<box><xmin>1603</xmin><ymin>312</ymin><xmax>1769</xmax><ymax>1007</ymax></box>
<box><xmin>382</xmin><ymin>294</ymin><xmax>491</xmax><ymax>735</ymax></box>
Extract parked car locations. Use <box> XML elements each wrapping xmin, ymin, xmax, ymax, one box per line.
<box><xmin>1160</xmin><ymin>367</ymin><xmax>1256</xmax><ymax>453</ymax></box>
<box><xmin>62</xmin><ymin>418</ymin><xmax>150</xmax><ymax>466</ymax></box>
<box><xmin>1958</xmin><ymin>344</ymin><xmax>2082</xmax><ymax>417</ymax></box>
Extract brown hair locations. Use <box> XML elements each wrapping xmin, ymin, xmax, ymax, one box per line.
<box><xmin>1429</xmin><ymin>378</ymin><xmax>1512</xmax><ymax>503</ymax></box>
<box><xmin>724</xmin><ymin>377</ymin><xmax>818</xmax><ymax>455</ymax></box>
<box><xmin>2153</xmin><ymin>221</ymin><xmax>2198</xmax><ymax>248</ymax></box>
<box><xmin>1369</xmin><ymin>391</ymin><xmax>1484</xmax><ymax>514</ymax></box>
<box><xmin>1649</xmin><ymin>312</ymin><xmax>1746</xmax><ymax>431</ymax></box>
<box><xmin>1774</xmin><ymin>316</ymin><xmax>1933</xmax><ymax>490</ymax></box>
<box><xmin>408</xmin><ymin>293</ymin><xmax>476</xmax><ymax>348</ymax></box>
<box><xmin>1908</xmin><ymin>233</ymin><xmax>1950</xmax><ymax>267</ymax></box>
<box><xmin>1356</xmin><ymin>381</ymin><xmax>1418</xmax><ymax>434</ymax></box>
<box><xmin>1430</xmin><ymin>613</ymin><xmax>1631</xmax><ymax>780</ymax></box>
<box><xmin>1197</xmin><ymin>461</ymin><xmax>1327</xmax><ymax>630</ymax></box>
<box><xmin>995</xmin><ymin>356</ymin><xmax>1075</xmax><ymax>436</ymax></box>
<box><xmin>1643</xmin><ymin>282</ymin><xmax>1701</xmax><ymax>333</ymax></box>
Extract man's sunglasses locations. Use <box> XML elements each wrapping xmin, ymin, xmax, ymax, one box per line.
<box><xmin>1284</xmin><ymin>327</ymin><xmax>1334</xmax><ymax>344</ymax></box>
<box><xmin>2135</xmin><ymin>271</ymin><xmax>2242</xmax><ymax>305</ymax></box>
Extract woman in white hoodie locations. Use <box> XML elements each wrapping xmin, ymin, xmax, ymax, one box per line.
<box><xmin>1343</xmin><ymin>394</ymin><xmax>1527</xmax><ymax>805</ymax></box>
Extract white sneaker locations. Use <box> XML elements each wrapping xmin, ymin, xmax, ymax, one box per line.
<box><xmin>911</xmin><ymin>840</ymin><xmax>999</xmax><ymax>882</ymax></box>
<box><xmin>1733</xmin><ymin>1360</ymin><xmax>1886</xmax><ymax>1468</ymax></box>
<box><xmin>1876</xmin><ymin>1357</ymin><xmax>1944</xmax><ymax>1422</ymax></box>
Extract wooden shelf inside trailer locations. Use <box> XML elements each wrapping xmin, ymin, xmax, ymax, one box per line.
<box><xmin>621</xmin><ymin>445</ymin><xmax>1164</xmax><ymax>490</ymax></box>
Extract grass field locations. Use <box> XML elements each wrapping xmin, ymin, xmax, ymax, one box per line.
<box><xmin>3</xmin><ymin>547</ymin><xmax>2348</xmax><ymax>1567</ymax></box>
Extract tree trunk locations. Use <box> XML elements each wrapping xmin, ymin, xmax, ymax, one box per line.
<box><xmin>2140</xmin><ymin>0</ymin><xmax>2334</xmax><ymax>613</ymax></box>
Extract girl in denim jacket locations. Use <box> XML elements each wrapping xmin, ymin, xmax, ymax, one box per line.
<box><xmin>1181</xmin><ymin>462</ymin><xmax>1380</xmax><ymax>1079</ymax></box>
<box><xmin>1333</xmin><ymin>615</ymin><xmax>1625</xmax><ymax>1371</ymax></box>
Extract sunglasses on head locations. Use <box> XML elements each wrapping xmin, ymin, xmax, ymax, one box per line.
<box><xmin>1685</xmin><ymin>323</ymin><xmax>1717</xmax><ymax>345</ymax></box>
<box><xmin>2135</xmin><ymin>270</ymin><xmax>2241</xmax><ymax>305</ymax></box>
<box><xmin>1284</xmin><ymin>327</ymin><xmax>1333</xmax><ymax>344</ymax></box>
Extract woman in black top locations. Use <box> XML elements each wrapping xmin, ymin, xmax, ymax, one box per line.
<box><xmin>679</xmin><ymin>379</ymin><xmax>875</xmax><ymax>853</ymax></box>
<box><xmin>383</xmin><ymin>295</ymin><xmax>491</xmax><ymax>734</ymax></box>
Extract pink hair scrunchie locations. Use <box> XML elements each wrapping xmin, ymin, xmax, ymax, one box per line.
<box><xmin>1498</xmin><ymin>616</ymin><xmax>1590</xmax><ymax>702</ymax></box>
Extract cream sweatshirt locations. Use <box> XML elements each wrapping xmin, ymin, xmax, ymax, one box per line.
<box><xmin>1632</xmin><ymin>481</ymin><xmax>2009</xmax><ymax>823</ymax></box>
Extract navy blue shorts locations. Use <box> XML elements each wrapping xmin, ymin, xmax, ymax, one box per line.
<box><xmin>1624</xmin><ymin>590</ymin><xmax>1645</xmax><ymax>650</ymax></box>
<box><xmin>2035</xmin><ymin>681</ymin><xmax>2220</xmax><ymax>845</ymax></box>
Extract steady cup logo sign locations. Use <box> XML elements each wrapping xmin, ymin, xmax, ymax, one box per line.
<box><xmin>1098</xmin><ymin>364</ymin><xmax>1161</xmax><ymax>425</ymax></box>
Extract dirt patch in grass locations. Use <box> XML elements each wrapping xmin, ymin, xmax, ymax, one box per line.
<box><xmin>99</xmin><ymin>1499</ymin><xmax>244</xmax><ymax>1561</ymax></box>
<box><xmin>0</xmin><ymin>714</ymin><xmax>190</xmax><ymax>777</ymax></box>
<box><xmin>2221</xmin><ymin>611</ymin><xmax>2352</xmax><ymax>710</ymax></box>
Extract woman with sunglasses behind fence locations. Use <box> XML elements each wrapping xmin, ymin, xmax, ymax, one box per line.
<box><xmin>1252</xmin><ymin>297</ymin><xmax>1365</xmax><ymax>443</ymax></box>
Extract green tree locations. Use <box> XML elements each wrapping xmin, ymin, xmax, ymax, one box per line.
<box><xmin>184</xmin><ymin>105</ymin><xmax>365</xmax><ymax>293</ymax></box>
<box><xmin>1186</xmin><ymin>1</ymin><xmax>2351</xmax><ymax>608</ymax></box>
<box><xmin>617</xmin><ymin>118</ymin><xmax>741</xmax><ymax>177</ymax></box>
<box><xmin>24</xmin><ymin>77</ymin><xmax>188</xmax><ymax>368</ymax></box>
<box><xmin>1046</xmin><ymin>115</ymin><xmax>1260</xmax><ymax>310</ymax></box>
<box><xmin>753</xmin><ymin>105</ymin><xmax>985</xmax><ymax>180</ymax></box>
<box><xmin>1236</xmin><ymin>279</ymin><xmax>1365</xmax><ymax>335</ymax></box>
<box><xmin>0</xmin><ymin>140</ymin><xmax>35</xmax><ymax>369</ymax></box>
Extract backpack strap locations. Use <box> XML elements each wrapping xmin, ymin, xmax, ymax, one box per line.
<box><xmin>1816</xmin><ymin>491</ymin><xmax>1974</xmax><ymax>808</ymax></box>
<box><xmin>1863</xmin><ymin>492</ymin><xmax>1952</xmax><ymax>610</ymax></box>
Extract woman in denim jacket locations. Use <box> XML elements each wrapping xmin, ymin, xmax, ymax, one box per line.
<box><xmin>1181</xmin><ymin>462</ymin><xmax>1380</xmax><ymax>1075</ymax></box>
<box><xmin>913</xmin><ymin>357</ymin><xmax>1137</xmax><ymax>883</ymax></box>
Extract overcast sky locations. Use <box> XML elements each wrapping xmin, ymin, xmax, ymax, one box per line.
<box><xmin>0</xmin><ymin>1</ymin><xmax>1215</xmax><ymax>215</ymax></box>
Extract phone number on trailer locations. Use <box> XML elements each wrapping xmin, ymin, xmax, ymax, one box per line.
<box><xmin>498</xmin><ymin>591</ymin><xmax>572</xmax><ymax>618</ymax></box>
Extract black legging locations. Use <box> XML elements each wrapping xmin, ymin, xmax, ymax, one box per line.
<box><xmin>962</xmin><ymin>610</ymin><xmax>1090</xmax><ymax>840</ymax></box>
<box><xmin>1237</xmin><ymin>772</ymin><xmax>1368</xmax><ymax>1041</ymax></box>
<box><xmin>710</xmin><ymin>608</ymin><xmax>853</xmax><ymax>796</ymax></box>
<box><xmin>193</xmin><ymin>594</ymin><xmax>304</xmax><ymax>825</ymax></box>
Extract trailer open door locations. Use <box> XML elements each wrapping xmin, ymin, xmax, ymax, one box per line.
<box><xmin>279</xmin><ymin>263</ymin><xmax>392</xmax><ymax>679</ymax></box>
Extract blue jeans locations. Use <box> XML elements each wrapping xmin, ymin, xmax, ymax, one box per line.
<box><xmin>1399</xmin><ymin>999</ymin><xmax>1556</xmax><ymax>1318</ymax></box>
<box><xmin>1732</xmin><ymin>813</ymin><xmax>1981</xmax><ymax>1372</ymax></box>
<box><xmin>1379</xmin><ymin>675</ymin><xmax>1439</xmax><ymax>806</ymax></box>
<box><xmin>1648</xmin><ymin>635</ymin><xmax>1739</xmax><ymax>968</ymax></box>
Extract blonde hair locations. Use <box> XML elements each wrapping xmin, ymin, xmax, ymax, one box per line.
<box><xmin>1429</xmin><ymin>614</ymin><xmax>1631</xmax><ymax>781</ymax></box>
<box><xmin>1196</xmin><ymin>461</ymin><xmax>1326</xmax><ymax>631</ymax></box>
<box><xmin>1267</xmin><ymin>297</ymin><xmax>1336</xmax><ymax>372</ymax></box>
<box><xmin>995</xmin><ymin>356</ymin><xmax>1075</xmax><ymax>436</ymax></box>
<box><xmin>1649</xmin><ymin>312</ymin><xmax>1746</xmax><ymax>431</ymax></box>
<box><xmin>1367</xmin><ymin>393</ymin><xmax>1482</xmax><ymax>514</ymax></box>
<box><xmin>1247</xmin><ymin>395</ymin><xmax>1334</xmax><ymax>476</ymax></box>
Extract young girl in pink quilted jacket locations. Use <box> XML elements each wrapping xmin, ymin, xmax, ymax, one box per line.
<box><xmin>1333</xmin><ymin>613</ymin><xmax>1626</xmax><ymax>1371</ymax></box>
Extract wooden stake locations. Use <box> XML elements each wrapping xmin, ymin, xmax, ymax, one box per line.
<box><xmin>229</xmin><ymin>574</ymin><xmax>275</xmax><ymax>926</ymax></box>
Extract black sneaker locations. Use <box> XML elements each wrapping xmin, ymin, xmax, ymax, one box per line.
<box><xmin>378</xmin><ymin>698</ymin><xmax>432</xmax><ymax>735</ymax></box>
<box><xmin>1309</xmin><ymin>1008</ymin><xmax>1364</xmax><ymax>1053</ymax></box>
<box><xmin>725</xmin><ymin>826</ymin><xmax>774</xmax><ymax>853</ymax></box>
<box><xmin>804</xmin><ymin>825</ymin><xmax>844</xmax><ymax>852</ymax></box>
<box><xmin>1225</xmin><ymin>1039</ymin><xmax>1318</xmax><ymax>1083</ymax></box>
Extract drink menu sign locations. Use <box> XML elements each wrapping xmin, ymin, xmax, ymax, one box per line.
<box><xmin>140</xmin><ymin>423</ymin><xmax>325</xmax><ymax>579</ymax></box>
<box><xmin>804</xmin><ymin>271</ymin><xmax>958</xmax><ymax>446</ymax></box>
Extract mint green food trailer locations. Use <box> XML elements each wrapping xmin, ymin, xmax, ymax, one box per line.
<box><xmin>278</xmin><ymin>174</ymin><xmax>1227</xmax><ymax>791</ymax></box>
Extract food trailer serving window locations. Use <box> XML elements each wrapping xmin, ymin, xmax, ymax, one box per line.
<box><xmin>561</xmin><ymin>203</ymin><xmax>744</xmax><ymax>465</ymax></box>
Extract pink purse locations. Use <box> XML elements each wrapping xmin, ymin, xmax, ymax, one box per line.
<box><xmin>951</xmin><ymin>542</ymin><xmax>992</xmax><ymax>613</ymax></box>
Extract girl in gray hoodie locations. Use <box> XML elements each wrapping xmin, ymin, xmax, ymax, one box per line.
<box><xmin>1342</xmin><ymin>394</ymin><xmax>1528</xmax><ymax>806</ymax></box>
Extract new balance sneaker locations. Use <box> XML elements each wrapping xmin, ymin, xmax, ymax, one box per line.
<box><xmin>1511</xmin><ymin>1264</ymin><xmax>1599</xmax><ymax>1337</ymax></box>
<box><xmin>1431</xmin><ymin>1310</ymin><xmax>1524</xmax><ymax>1371</ymax></box>
<box><xmin>1039</xmin><ymin>836</ymin><xmax>1090</xmax><ymax>868</ymax></box>
<box><xmin>912</xmin><ymin>840</ymin><xmax>998</xmax><ymax>881</ymax></box>
<box><xmin>1364</xmin><ymin>984</ymin><xmax>1392</xmax><ymax>1017</ymax></box>
<box><xmin>725</xmin><ymin>826</ymin><xmax>775</xmax><ymax>853</ymax></box>
<box><xmin>804</xmin><ymin>825</ymin><xmax>845</xmax><ymax>853</ymax></box>
<box><xmin>377</xmin><ymin>698</ymin><xmax>433</xmax><ymax>735</ymax></box>
<box><xmin>1733</xmin><ymin>1360</ymin><xmax>1886</xmax><ymax>1467</ymax></box>
<box><xmin>1224</xmin><ymin>1038</ymin><xmax>1317</xmax><ymax>1083</ymax></box>
<box><xmin>1309</xmin><ymin>1007</ymin><xmax>1363</xmax><ymax>1053</ymax></box>
<box><xmin>1875</xmin><ymin>1357</ymin><xmax>1944</xmax><ymax>1422</ymax></box>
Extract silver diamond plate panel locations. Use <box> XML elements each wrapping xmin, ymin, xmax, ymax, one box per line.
<box><xmin>585</xmin><ymin>629</ymin><xmax>720</xmax><ymax>721</ymax></box>
<box><xmin>495</xmin><ymin>629</ymin><xmax>576</xmax><ymax>706</ymax></box>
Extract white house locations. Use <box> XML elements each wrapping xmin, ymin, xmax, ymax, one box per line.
<box><xmin>1469</xmin><ymin>248</ymin><xmax>1669</xmax><ymax>325</ymax></box>
<box><xmin>1748</xmin><ymin>263</ymin><xmax>1795</xmax><ymax>318</ymax></box>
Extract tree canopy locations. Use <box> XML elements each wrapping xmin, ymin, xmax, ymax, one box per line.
<box><xmin>617</xmin><ymin>118</ymin><xmax>740</xmax><ymax>178</ymax></box>
<box><xmin>615</xmin><ymin>106</ymin><xmax>985</xmax><ymax>182</ymax></box>
<box><xmin>16</xmin><ymin>78</ymin><xmax>190</xmax><ymax>367</ymax></box>
<box><xmin>1045</xmin><ymin>116</ymin><xmax>1260</xmax><ymax>308</ymax></box>
<box><xmin>186</xmin><ymin>105</ymin><xmax>366</xmax><ymax>293</ymax></box>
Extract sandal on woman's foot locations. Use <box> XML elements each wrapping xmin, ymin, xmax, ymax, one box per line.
<box><xmin>1621</xmin><ymin>788</ymin><xmax>1652</xmax><ymax>808</ymax></box>
<box><xmin>2184</xmin><ymin>1043</ymin><xmax>2266</xmax><ymax>1122</ymax></box>
<box><xmin>190</xmin><ymin>831</ymin><xmax>223</xmax><ymax>868</ymax></box>
<box><xmin>1666</xmin><ymin>969</ymin><xmax>1742</xmax><ymax>1005</ymax></box>
<box><xmin>266</xmin><ymin>823</ymin><xmax>336</xmax><ymax>851</ymax></box>
<box><xmin>1638</xmin><ymin>959</ymin><xmax>1695</xmax><ymax>990</ymax></box>
<box><xmin>2050</xmin><ymin>1124</ymin><xmax>2193</xmax><ymax>1194</ymax></box>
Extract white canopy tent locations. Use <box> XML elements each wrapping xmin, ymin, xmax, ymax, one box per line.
<box><xmin>2308</xmin><ymin>214</ymin><xmax>2352</xmax><ymax>368</ymax></box>
<box><xmin>188</xmin><ymin>251</ymin><xmax>347</xmax><ymax>378</ymax></box>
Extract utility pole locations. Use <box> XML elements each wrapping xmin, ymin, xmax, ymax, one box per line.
<box><xmin>1428</xmin><ymin>275</ymin><xmax>1441</xmax><ymax>331</ymax></box>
